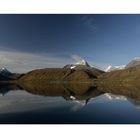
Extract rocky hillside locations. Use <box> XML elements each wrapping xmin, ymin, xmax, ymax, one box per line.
<box><xmin>126</xmin><ymin>58</ymin><xmax>140</xmax><ymax>68</ymax></box>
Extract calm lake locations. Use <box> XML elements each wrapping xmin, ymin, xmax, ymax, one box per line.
<box><xmin>0</xmin><ymin>83</ymin><xmax>140</xmax><ymax>124</ymax></box>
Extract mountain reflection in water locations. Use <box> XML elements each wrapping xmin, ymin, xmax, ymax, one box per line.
<box><xmin>0</xmin><ymin>82</ymin><xmax>140</xmax><ymax>123</ymax></box>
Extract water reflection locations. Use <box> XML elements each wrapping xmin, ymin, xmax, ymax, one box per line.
<box><xmin>0</xmin><ymin>84</ymin><xmax>22</xmax><ymax>96</ymax></box>
<box><xmin>20</xmin><ymin>82</ymin><xmax>109</xmax><ymax>107</ymax></box>
<box><xmin>1</xmin><ymin>82</ymin><xmax>140</xmax><ymax>109</ymax></box>
<box><xmin>19</xmin><ymin>82</ymin><xmax>140</xmax><ymax>108</ymax></box>
<box><xmin>0</xmin><ymin>82</ymin><xmax>140</xmax><ymax>123</ymax></box>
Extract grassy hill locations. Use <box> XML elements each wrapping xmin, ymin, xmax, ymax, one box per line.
<box><xmin>97</xmin><ymin>67</ymin><xmax>140</xmax><ymax>86</ymax></box>
<box><xmin>19</xmin><ymin>68</ymin><xmax>104</xmax><ymax>83</ymax></box>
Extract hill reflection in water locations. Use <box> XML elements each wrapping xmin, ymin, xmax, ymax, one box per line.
<box><xmin>1</xmin><ymin>82</ymin><xmax>140</xmax><ymax>108</ymax></box>
<box><xmin>1</xmin><ymin>82</ymin><xmax>140</xmax><ymax>123</ymax></box>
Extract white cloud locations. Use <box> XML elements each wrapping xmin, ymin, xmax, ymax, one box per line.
<box><xmin>71</xmin><ymin>54</ymin><xmax>84</xmax><ymax>62</ymax></box>
<box><xmin>0</xmin><ymin>50</ymin><xmax>108</xmax><ymax>73</ymax></box>
<box><xmin>0</xmin><ymin>51</ymin><xmax>73</xmax><ymax>73</ymax></box>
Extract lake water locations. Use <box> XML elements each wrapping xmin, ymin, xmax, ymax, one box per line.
<box><xmin>0</xmin><ymin>83</ymin><xmax>140</xmax><ymax>124</ymax></box>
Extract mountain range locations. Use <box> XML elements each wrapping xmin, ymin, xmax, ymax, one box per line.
<box><xmin>105</xmin><ymin>65</ymin><xmax>126</xmax><ymax>72</ymax></box>
<box><xmin>0</xmin><ymin>57</ymin><xmax>140</xmax><ymax>85</ymax></box>
<box><xmin>0</xmin><ymin>57</ymin><xmax>140</xmax><ymax>110</ymax></box>
<box><xmin>105</xmin><ymin>57</ymin><xmax>140</xmax><ymax>72</ymax></box>
<box><xmin>0</xmin><ymin>68</ymin><xmax>23</xmax><ymax>81</ymax></box>
<box><xmin>63</xmin><ymin>57</ymin><xmax>140</xmax><ymax>73</ymax></box>
<box><xmin>125</xmin><ymin>57</ymin><xmax>140</xmax><ymax>68</ymax></box>
<box><xmin>19</xmin><ymin>58</ymin><xmax>105</xmax><ymax>83</ymax></box>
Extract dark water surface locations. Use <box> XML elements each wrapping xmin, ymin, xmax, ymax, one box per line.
<box><xmin>0</xmin><ymin>83</ymin><xmax>140</xmax><ymax>124</ymax></box>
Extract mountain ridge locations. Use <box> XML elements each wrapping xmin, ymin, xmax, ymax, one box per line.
<box><xmin>0</xmin><ymin>57</ymin><xmax>140</xmax><ymax>84</ymax></box>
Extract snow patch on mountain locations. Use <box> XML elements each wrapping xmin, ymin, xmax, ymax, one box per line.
<box><xmin>75</xmin><ymin>59</ymin><xmax>87</xmax><ymax>65</ymax></box>
<box><xmin>69</xmin><ymin>95</ymin><xmax>87</xmax><ymax>112</ymax></box>
<box><xmin>126</xmin><ymin>57</ymin><xmax>140</xmax><ymax>68</ymax></box>
<box><xmin>105</xmin><ymin>65</ymin><xmax>112</xmax><ymax>72</ymax></box>
<box><xmin>0</xmin><ymin>67</ymin><xmax>10</xmax><ymax>72</ymax></box>
<box><xmin>105</xmin><ymin>65</ymin><xmax>126</xmax><ymax>72</ymax></box>
<box><xmin>70</xmin><ymin>66</ymin><xmax>76</xmax><ymax>69</ymax></box>
<box><xmin>64</xmin><ymin>55</ymin><xmax>91</xmax><ymax>69</ymax></box>
<box><xmin>133</xmin><ymin>57</ymin><xmax>140</xmax><ymax>61</ymax></box>
<box><xmin>105</xmin><ymin>93</ymin><xmax>127</xmax><ymax>100</ymax></box>
<box><xmin>0</xmin><ymin>67</ymin><xmax>12</xmax><ymax>77</ymax></box>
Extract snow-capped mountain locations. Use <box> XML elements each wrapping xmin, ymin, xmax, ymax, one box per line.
<box><xmin>0</xmin><ymin>67</ymin><xmax>23</xmax><ymax>80</ymax></box>
<box><xmin>75</xmin><ymin>59</ymin><xmax>90</xmax><ymax>66</ymax></box>
<box><xmin>105</xmin><ymin>65</ymin><xmax>126</xmax><ymax>72</ymax></box>
<box><xmin>126</xmin><ymin>57</ymin><xmax>140</xmax><ymax>68</ymax></box>
<box><xmin>0</xmin><ymin>67</ymin><xmax>12</xmax><ymax>77</ymax></box>
<box><xmin>105</xmin><ymin>57</ymin><xmax>140</xmax><ymax>72</ymax></box>
<box><xmin>64</xmin><ymin>59</ymin><xmax>91</xmax><ymax>69</ymax></box>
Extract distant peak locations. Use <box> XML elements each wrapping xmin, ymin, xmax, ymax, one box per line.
<box><xmin>133</xmin><ymin>57</ymin><xmax>140</xmax><ymax>61</ymax></box>
<box><xmin>1</xmin><ymin>67</ymin><xmax>6</xmax><ymax>70</ymax></box>
<box><xmin>0</xmin><ymin>67</ymin><xmax>11</xmax><ymax>74</ymax></box>
<box><xmin>0</xmin><ymin>67</ymin><xmax>7</xmax><ymax>71</ymax></box>
<box><xmin>126</xmin><ymin>57</ymin><xmax>140</xmax><ymax>68</ymax></box>
<box><xmin>105</xmin><ymin>65</ymin><xmax>125</xmax><ymax>72</ymax></box>
<box><xmin>71</xmin><ymin>55</ymin><xmax>90</xmax><ymax>66</ymax></box>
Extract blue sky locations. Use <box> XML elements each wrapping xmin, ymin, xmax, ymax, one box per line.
<box><xmin>0</xmin><ymin>14</ymin><xmax>140</xmax><ymax>72</ymax></box>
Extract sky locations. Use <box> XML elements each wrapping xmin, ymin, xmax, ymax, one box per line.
<box><xmin>0</xmin><ymin>14</ymin><xmax>140</xmax><ymax>72</ymax></box>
